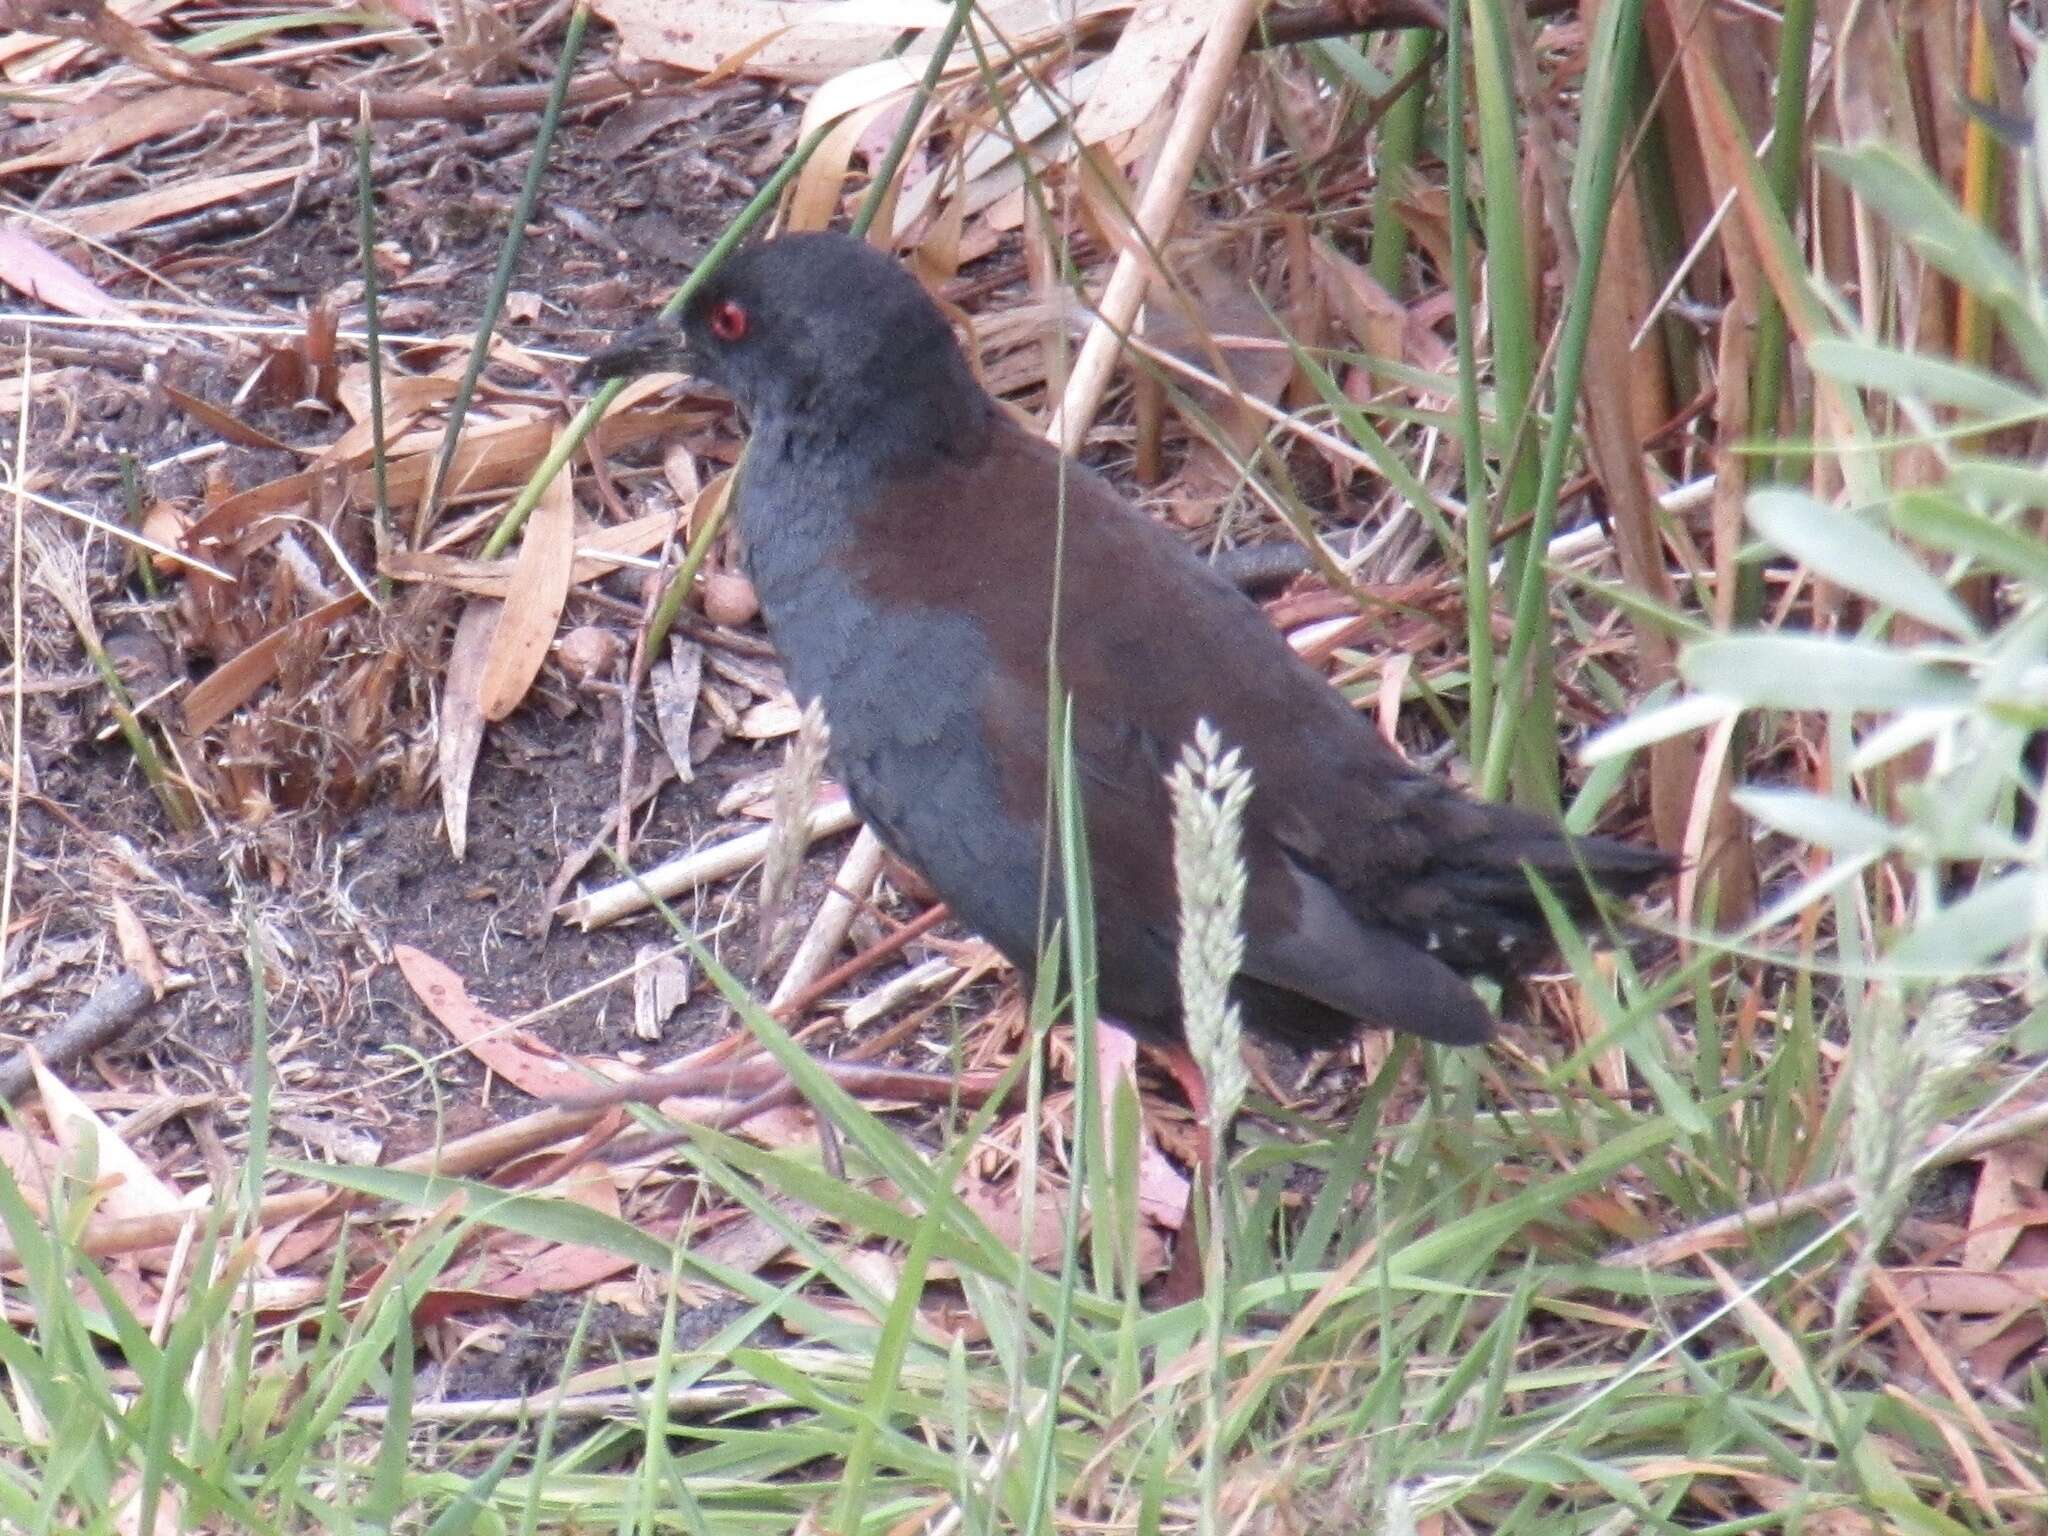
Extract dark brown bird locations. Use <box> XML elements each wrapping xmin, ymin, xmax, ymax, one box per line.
<box><xmin>584</xmin><ymin>232</ymin><xmax>1669</xmax><ymax>1060</ymax></box>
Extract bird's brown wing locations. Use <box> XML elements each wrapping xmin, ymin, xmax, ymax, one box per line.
<box><xmin>845</xmin><ymin>421</ymin><xmax>1549</xmax><ymax>1045</ymax></box>
<box><xmin>950</xmin><ymin>439</ymin><xmax>1500</xmax><ymax>1046</ymax></box>
<box><xmin>1029</xmin><ymin>445</ymin><xmax>1656</xmax><ymax>989</ymax></box>
<box><xmin>977</xmin><ymin>646</ymin><xmax>1498</xmax><ymax>1046</ymax></box>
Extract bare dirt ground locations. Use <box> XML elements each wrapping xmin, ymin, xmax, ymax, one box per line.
<box><xmin>3</xmin><ymin>61</ymin><xmax>937</xmax><ymax>1207</ymax></box>
<box><xmin>3</xmin><ymin>56</ymin><xmax>957</xmax><ymax>1395</ymax></box>
<box><xmin>4</xmin><ymin>39</ymin><xmax>1351</xmax><ymax>1127</ymax></box>
<box><xmin>2</xmin><ymin>4</ymin><xmax>1642</xmax><ymax>1402</ymax></box>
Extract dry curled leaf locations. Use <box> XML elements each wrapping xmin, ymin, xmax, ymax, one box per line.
<box><xmin>181</xmin><ymin>593</ymin><xmax>367</xmax><ymax>735</ymax></box>
<box><xmin>632</xmin><ymin>944</ymin><xmax>694</xmax><ymax>1040</ymax></box>
<box><xmin>394</xmin><ymin>944</ymin><xmax>598</xmax><ymax>1099</ymax></box>
<box><xmin>106</xmin><ymin>895</ymin><xmax>167</xmax><ymax>999</ymax></box>
<box><xmin>0</xmin><ymin>86</ymin><xmax>243</xmax><ymax>177</ymax></box>
<box><xmin>1070</xmin><ymin>0</ymin><xmax>1209</xmax><ymax>147</ymax></box>
<box><xmin>0</xmin><ymin>227</ymin><xmax>127</xmax><ymax>320</ymax></box>
<box><xmin>33</xmin><ymin>1056</ymin><xmax>196</xmax><ymax>1225</ymax></box>
<box><xmin>479</xmin><ymin>445</ymin><xmax>576</xmax><ymax>720</ymax></box>
<box><xmin>650</xmin><ymin>639</ymin><xmax>704</xmax><ymax>783</ymax></box>
<box><xmin>439</xmin><ymin>600</ymin><xmax>496</xmax><ymax>860</ymax></box>
<box><xmin>59</xmin><ymin>165</ymin><xmax>301</xmax><ymax>242</ymax></box>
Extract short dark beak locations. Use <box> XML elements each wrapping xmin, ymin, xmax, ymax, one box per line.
<box><xmin>575</xmin><ymin>314</ymin><xmax>689</xmax><ymax>390</ymax></box>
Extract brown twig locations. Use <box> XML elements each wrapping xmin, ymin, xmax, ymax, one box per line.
<box><xmin>0</xmin><ymin>970</ymin><xmax>154</xmax><ymax>1103</ymax></box>
<box><xmin>598</xmin><ymin>993</ymin><xmax>988</xmax><ymax>1160</ymax></box>
<box><xmin>567</xmin><ymin>900</ymin><xmax>955</xmax><ymax>1111</ymax></box>
<box><xmin>555</xmin><ymin>1053</ymin><xmax>1011</xmax><ymax>1113</ymax></box>
<box><xmin>0</xmin><ymin>1102</ymin><xmax>607</xmax><ymax>1264</ymax></box>
<box><xmin>767</xmin><ymin>900</ymin><xmax>953</xmax><ymax>1023</ymax></box>
<box><xmin>0</xmin><ymin>0</ymin><xmax>665</xmax><ymax>122</ymax></box>
<box><xmin>1604</xmin><ymin>1095</ymin><xmax>2048</xmax><ymax>1270</ymax></box>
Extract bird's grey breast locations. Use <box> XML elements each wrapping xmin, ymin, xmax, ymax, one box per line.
<box><xmin>734</xmin><ymin>436</ymin><xmax>988</xmax><ymax>729</ymax></box>
<box><xmin>731</xmin><ymin>436</ymin><xmax>1042</xmax><ymax>937</ymax></box>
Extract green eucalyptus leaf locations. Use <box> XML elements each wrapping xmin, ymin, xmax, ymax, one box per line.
<box><xmin>1747</xmin><ymin>488</ymin><xmax>1978</xmax><ymax>637</ymax></box>
<box><xmin>1733</xmin><ymin>788</ymin><xmax>1899</xmax><ymax>855</ymax></box>
<box><xmin>1891</xmin><ymin>489</ymin><xmax>2048</xmax><ymax>585</ymax></box>
<box><xmin>1581</xmin><ymin>692</ymin><xmax>1737</xmax><ymax>764</ymax></box>
<box><xmin>1817</xmin><ymin>143</ymin><xmax>2048</xmax><ymax>385</ymax></box>
<box><xmin>1808</xmin><ymin>340</ymin><xmax>2040</xmax><ymax>420</ymax></box>
<box><xmin>1889</xmin><ymin>870</ymin><xmax>2045</xmax><ymax>972</ymax></box>
<box><xmin>1948</xmin><ymin>456</ymin><xmax>2048</xmax><ymax>511</ymax></box>
<box><xmin>1815</xmin><ymin>143</ymin><xmax>2023</xmax><ymax>306</ymax></box>
<box><xmin>1681</xmin><ymin>636</ymin><xmax>1974</xmax><ymax>712</ymax></box>
<box><xmin>1851</xmin><ymin>708</ymin><xmax>1967</xmax><ymax>772</ymax></box>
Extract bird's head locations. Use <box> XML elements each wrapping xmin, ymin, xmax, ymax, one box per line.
<box><xmin>580</xmin><ymin>231</ymin><xmax>979</xmax><ymax>435</ymax></box>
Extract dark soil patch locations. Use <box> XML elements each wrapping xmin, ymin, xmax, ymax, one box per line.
<box><xmin>2</xmin><ymin>41</ymin><xmax>927</xmax><ymax>1144</ymax></box>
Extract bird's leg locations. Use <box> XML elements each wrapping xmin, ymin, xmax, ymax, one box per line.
<box><xmin>1093</xmin><ymin>1023</ymin><xmax>1205</xmax><ymax>1301</ymax></box>
<box><xmin>1154</xmin><ymin>1040</ymin><xmax>1212</xmax><ymax>1307</ymax></box>
<box><xmin>1155</xmin><ymin>1041</ymin><xmax>1214</xmax><ymax>1167</ymax></box>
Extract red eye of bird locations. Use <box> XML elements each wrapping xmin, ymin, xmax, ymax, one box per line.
<box><xmin>708</xmin><ymin>299</ymin><xmax>749</xmax><ymax>343</ymax></box>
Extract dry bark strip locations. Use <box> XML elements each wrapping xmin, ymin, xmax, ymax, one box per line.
<box><xmin>0</xmin><ymin>970</ymin><xmax>155</xmax><ymax>1103</ymax></box>
<box><xmin>0</xmin><ymin>0</ymin><xmax>1595</xmax><ymax>134</ymax></box>
<box><xmin>0</xmin><ymin>1103</ymin><xmax>607</xmax><ymax>1265</ymax></box>
<box><xmin>1606</xmin><ymin>1096</ymin><xmax>2048</xmax><ymax>1270</ymax></box>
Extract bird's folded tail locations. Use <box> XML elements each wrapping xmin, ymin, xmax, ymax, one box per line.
<box><xmin>1413</xmin><ymin>807</ymin><xmax>1675</xmax><ymax>978</ymax></box>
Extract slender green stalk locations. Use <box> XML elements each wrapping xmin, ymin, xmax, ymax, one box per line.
<box><xmin>832</xmin><ymin>1168</ymin><xmax>946</xmax><ymax>1531</ymax></box>
<box><xmin>118</xmin><ymin>452</ymin><xmax>156</xmax><ymax>600</ymax></box>
<box><xmin>1465</xmin><ymin>0</ymin><xmax>1553</xmax><ymax>804</ymax></box>
<box><xmin>1478</xmin><ymin>0</ymin><xmax>1647</xmax><ymax>801</ymax></box>
<box><xmin>241</xmin><ymin>898</ymin><xmax>273</xmax><ymax>1211</ymax></box>
<box><xmin>354</xmin><ymin>92</ymin><xmax>391</xmax><ymax>593</ymax></box>
<box><xmin>850</xmin><ymin>0</ymin><xmax>975</xmax><ymax>241</ymax></box>
<box><xmin>1467</xmin><ymin>0</ymin><xmax>1537</xmax><ymax>522</ymax></box>
<box><xmin>81</xmin><ymin>634</ymin><xmax>196</xmax><ymax>832</ymax></box>
<box><xmin>1746</xmin><ymin>0</ymin><xmax>1815</xmax><ymax>493</ymax></box>
<box><xmin>420</xmin><ymin>2</ymin><xmax>590</xmax><ymax>537</ymax></box>
<box><xmin>637</xmin><ymin>492</ymin><xmax>725</xmax><ymax>675</ymax></box>
<box><xmin>516</xmin><ymin>1300</ymin><xmax>596</xmax><ymax>1536</ymax></box>
<box><xmin>1367</xmin><ymin>30</ymin><xmax>1436</xmax><ymax>291</ymax></box>
<box><xmin>1444</xmin><ymin>0</ymin><xmax>1494</xmax><ymax>768</ymax></box>
<box><xmin>362</xmin><ymin>1286</ymin><xmax>413</xmax><ymax>1527</ymax></box>
<box><xmin>1025</xmin><ymin>694</ymin><xmax>1097</xmax><ymax>1536</ymax></box>
<box><xmin>482</xmin><ymin>118</ymin><xmax>837</xmax><ymax>561</ymax></box>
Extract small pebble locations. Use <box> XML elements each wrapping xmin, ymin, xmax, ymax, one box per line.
<box><xmin>702</xmin><ymin>570</ymin><xmax>760</xmax><ymax>626</ymax></box>
<box><xmin>558</xmin><ymin>625</ymin><xmax>624</xmax><ymax>682</ymax></box>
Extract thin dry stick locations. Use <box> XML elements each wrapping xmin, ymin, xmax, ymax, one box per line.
<box><xmin>0</xmin><ymin>1104</ymin><xmax>607</xmax><ymax>1265</ymax></box>
<box><xmin>553</xmin><ymin>1053</ymin><xmax>1012</xmax><ymax>1114</ymax></box>
<box><xmin>769</xmin><ymin>899</ymin><xmax>951</xmax><ymax>1022</ymax></box>
<box><xmin>769</xmin><ymin>827</ymin><xmax>889</xmax><ymax>1010</ymax></box>
<box><xmin>1043</xmin><ymin>0</ymin><xmax>1266</xmax><ymax>455</ymax></box>
<box><xmin>0</xmin><ymin>972</ymin><xmax>157</xmax><ymax>1102</ymax></box>
<box><xmin>1604</xmin><ymin>1094</ymin><xmax>2048</xmax><ymax>1270</ymax></box>
<box><xmin>559</xmin><ymin>800</ymin><xmax>860</xmax><ymax>929</ymax></box>
<box><xmin>568</xmin><ymin>898</ymin><xmax>952</xmax><ymax>1112</ymax></box>
<box><xmin>2</xmin><ymin>340</ymin><xmax>25</xmax><ymax>994</ymax></box>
